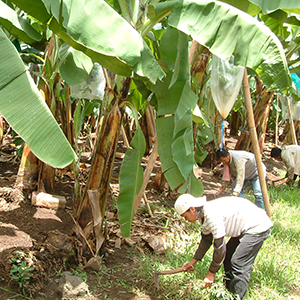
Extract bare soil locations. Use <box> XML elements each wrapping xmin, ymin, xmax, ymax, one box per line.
<box><xmin>0</xmin><ymin>135</ymin><xmax>286</xmax><ymax>300</ymax></box>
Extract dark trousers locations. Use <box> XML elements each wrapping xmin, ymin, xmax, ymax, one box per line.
<box><xmin>223</xmin><ymin>229</ymin><xmax>271</xmax><ymax>299</ymax></box>
<box><xmin>293</xmin><ymin>174</ymin><xmax>300</xmax><ymax>187</ymax></box>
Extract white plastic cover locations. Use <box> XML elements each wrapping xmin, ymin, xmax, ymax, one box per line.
<box><xmin>210</xmin><ymin>55</ymin><xmax>244</xmax><ymax>119</ymax></box>
<box><xmin>70</xmin><ymin>63</ymin><xmax>106</xmax><ymax>100</ymax></box>
<box><xmin>279</xmin><ymin>94</ymin><xmax>300</xmax><ymax>121</ymax></box>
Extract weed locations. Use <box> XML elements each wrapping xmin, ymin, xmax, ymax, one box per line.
<box><xmin>8</xmin><ymin>252</ymin><xmax>34</xmax><ymax>296</ymax></box>
<box><xmin>70</xmin><ymin>264</ymin><xmax>88</xmax><ymax>282</ymax></box>
<box><xmin>0</xmin><ymin>287</ymin><xmax>32</xmax><ymax>300</ymax></box>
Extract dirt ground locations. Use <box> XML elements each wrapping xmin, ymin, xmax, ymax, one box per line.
<box><xmin>0</xmin><ymin>134</ymin><xmax>286</xmax><ymax>300</ymax></box>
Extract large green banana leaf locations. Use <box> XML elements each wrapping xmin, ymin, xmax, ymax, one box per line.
<box><xmin>247</xmin><ymin>0</ymin><xmax>300</xmax><ymax>14</ymax></box>
<box><xmin>164</xmin><ymin>0</ymin><xmax>291</xmax><ymax>90</ymax></box>
<box><xmin>156</xmin><ymin>114</ymin><xmax>185</xmax><ymax>189</ymax></box>
<box><xmin>117</xmin><ymin>126</ymin><xmax>145</xmax><ymax>237</ymax></box>
<box><xmin>219</xmin><ymin>0</ymin><xmax>261</xmax><ymax>16</ymax></box>
<box><xmin>59</xmin><ymin>44</ymin><xmax>94</xmax><ymax>86</ymax></box>
<box><xmin>156</xmin><ymin>102</ymin><xmax>204</xmax><ymax>192</ymax></box>
<box><xmin>0</xmin><ymin>1</ymin><xmax>42</xmax><ymax>44</ymax></box>
<box><xmin>154</xmin><ymin>32</ymin><xmax>201</xmax><ymax>191</ymax></box>
<box><xmin>0</xmin><ymin>1</ymin><xmax>97</xmax><ymax>87</ymax></box>
<box><xmin>0</xmin><ymin>28</ymin><xmax>76</xmax><ymax>168</ymax></box>
<box><xmin>9</xmin><ymin>0</ymin><xmax>165</xmax><ymax>84</ymax></box>
<box><xmin>260</xmin><ymin>12</ymin><xmax>300</xmax><ymax>40</ymax></box>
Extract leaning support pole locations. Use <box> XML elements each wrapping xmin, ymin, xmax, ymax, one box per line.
<box><xmin>275</xmin><ymin>93</ymin><xmax>279</xmax><ymax>146</ymax></box>
<box><xmin>242</xmin><ymin>69</ymin><xmax>271</xmax><ymax>217</ymax></box>
<box><xmin>286</xmin><ymin>96</ymin><xmax>298</xmax><ymax>145</ymax></box>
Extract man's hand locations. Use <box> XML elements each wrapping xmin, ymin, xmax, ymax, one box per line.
<box><xmin>182</xmin><ymin>259</ymin><xmax>197</xmax><ymax>273</ymax></box>
<box><xmin>203</xmin><ymin>271</ymin><xmax>215</xmax><ymax>288</ymax></box>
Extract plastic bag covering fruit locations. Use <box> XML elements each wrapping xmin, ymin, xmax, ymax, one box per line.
<box><xmin>210</xmin><ymin>55</ymin><xmax>244</xmax><ymax>119</ymax></box>
<box><xmin>279</xmin><ymin>94</ymin><xmax>300</xmax><ymax>121</ymax></box>
<box><xmin>70</xmin><ymin>63</ymin><xmax>106</xmax><ymax>100</ymax></box>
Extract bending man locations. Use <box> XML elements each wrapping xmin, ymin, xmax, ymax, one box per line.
<box><xmin>271</xmin><ymin>145</ymin><xmax>300</xmax><ymax>187</ymax></box>
<box><xmin>216</xmin><ymin>148</ymin><xmax>266</xmax><ymax>209</ymax></box>
<box><xmin>175</xmin><ymin>193</ymin><xmax>272</xmax><ymax>300</ymax></box>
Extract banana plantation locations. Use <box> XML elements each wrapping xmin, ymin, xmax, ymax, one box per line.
<box><xmin>0</xmin><ymin>0</ymin><xmax>300</xmax><ymax>299</ymax></box>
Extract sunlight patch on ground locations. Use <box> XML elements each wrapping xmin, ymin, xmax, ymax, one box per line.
<box><xmin>32</xmin><ymin>207</ymin><xmax>63</xmax><ymax>222</ymax></box>
<box><xmin>0</xmin><ymin>223</ymin><xmax>32</xmax><ymax>251</ymax></box>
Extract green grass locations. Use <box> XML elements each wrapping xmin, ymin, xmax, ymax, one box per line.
<box><xmin>137</xmin><ymin>185</ymin><xmax>300</xmax><ymax>299</ymax></box>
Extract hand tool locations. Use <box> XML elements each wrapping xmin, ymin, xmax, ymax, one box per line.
<box><xmin>153</xmin><ymin>266</ymin><xmax>186</xmax><ymax>289</ymax></box>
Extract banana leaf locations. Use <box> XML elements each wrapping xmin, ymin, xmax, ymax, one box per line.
<box><xmin>165</xmin><ymin>0</ymin><xmax>292</xmax><ymax>90</ymax></box>
<box><xmin>247</xmin><ymin>0</ymin><xmax>300</xmax><ymax>14</ymax></box>
<box><xmin>155</xmin><ymin>33</ymin><xmax>198</xmax><ymax>191</ymax></box>
<box><xmin>156</xmin><ymin>115</ymin><xmax>185</xmax><ymax>189</ymax></box>
<box><xmin>59</xmin><ymin>44</ymin><xmax>94</xmax><ymax>86</ymax></box>
<box><xmin>117</xmin><ymin>126</ymin><xmax>146</xmax><ymax>237</ymax></box>
<box><xmin>0</xmin><ymin>28</ymin><xmax>76</xmax><ymax>168</ymax></box>
<box><xmin>9</xmin><ymin>0</ymin><xmax>165</xmax><ymax>83</ymax></box>
<box><xmin>0</xmin><ymin>1</ymin><xmax>42</xmax><ymax>44</ymax></box>
<box><xmin>218</xmin><ymin>0</ymin><xmax>261</xmax><ymax>16</ymax></box>
<box><xmin>178</xmin><ymin>171</ymin><xmax>204</xmax><ymax>196</ymax></box>
<box><xmin>155</xmin><ymin>77</ymin><xmax>198</xmax><ymax>190</ymax></box>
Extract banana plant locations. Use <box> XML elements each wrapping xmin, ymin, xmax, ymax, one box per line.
<box><xmin>0</xmin><ymin>0</ymin><xmax>294</xmax><ymax>244</ymax></box>
<box><xmin>233</xmin><ymin>2</ymin><xmax>300</xmax><ymax>150</ymax></box>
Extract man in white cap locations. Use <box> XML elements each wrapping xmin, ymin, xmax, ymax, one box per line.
<box><xmin>174</xmin><ymin>193</ymin><xmax>272</xmax><ymax>300</ymax></box>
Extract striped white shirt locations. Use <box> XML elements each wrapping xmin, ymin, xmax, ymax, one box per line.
<box><xmin>202</xmin><ymin>196</ymin><xmax>272</xmax><ymax>239</ymax></box>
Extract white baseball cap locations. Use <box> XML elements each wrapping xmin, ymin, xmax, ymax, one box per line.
<box><xmin>174</xmin><ymin>194</ymin><xmax>207</xmax><ymax>215</ymax></box>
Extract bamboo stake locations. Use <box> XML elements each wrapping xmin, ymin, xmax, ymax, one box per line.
<box><xmin>286</xmin><ymin>96</ymin><xmax>298</xmax><ymax>145</ymax></box>
<box><xmin>121</xmin><ymin>125</ymin><xmax>130</xmax><ymax>148</ymax></box>
<box><xmin>242</xmin><ymin>69</ymin><xmax>271</xmax><ymax>217</ymax></box>
<box><xmin>275</xmin><ymin>93</ymin><xmax>279</xmax><ymax>146</ymax></box>
<box><xmin>142</xmin><ymin>193</ymin><xmax>154</xmax><ymax>217</ymax></box>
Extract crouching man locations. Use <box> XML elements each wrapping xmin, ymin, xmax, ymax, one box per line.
<box><xmin>175</xmin><ymin>194</ymin><xmax>272</xmax><ymax>300</ymax></box>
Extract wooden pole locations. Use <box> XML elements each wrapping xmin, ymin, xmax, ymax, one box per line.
<box><xmin>275</xmin><ymin>93</ymin><xmax>279</xmax><ymax>146</ymax></box>
<box><xmin>286</xmin><ymin>96</ymin><xmax>298</xmax><ymax>145</ymax></box>
<box><xmin>242</xmin><ymin>69</ymin><xmax>271</xmax><ymax>217</ymax></box>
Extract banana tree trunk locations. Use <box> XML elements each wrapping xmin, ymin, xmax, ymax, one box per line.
<box><xmin>230</xmin><ymin>111</ymin><xmax>240</xmax><ymax>136</ymax></box>
<box><xmin>15</xmin><ymin>143</ymin><xmax>38</xmax><ymax>192</ymax></box>
<box><xmin>37</xmin><ymin>162</ymin><xmax>55</xmax><ymax>192</ymax></box>
<box><xmin>75</xmin><ymin>78</ymin><xmax>131</xmax><ymax>240</ymax></box>
<box><xmin>15</xmin><ymin>44</ymin><xmax>58</xmax><ymax>195</ymax></box>
<box><xmin>59</xmin><ymin>83</ymin><xmax>75</xmax><ymax>148</ymax></box>
<box><xmin>140</xmin><ymin>105</ymin><xmax>156</xmax><ymax>155</ymax></box>
<box><xmin>235</xmin><ymin>78</ymin><xmax>274</xmax><ymax>152</ymax></box>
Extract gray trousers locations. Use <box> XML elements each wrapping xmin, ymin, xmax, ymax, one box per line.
<box><xmin>224</xmin><ymin>229</ymin><xmax>271</xmax><ymax>299</ymax></box>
